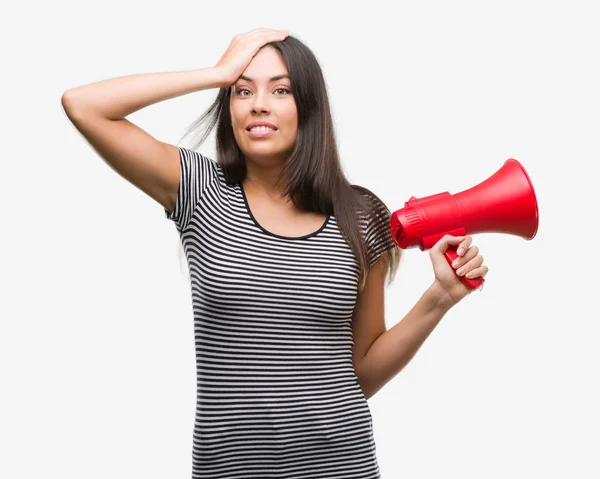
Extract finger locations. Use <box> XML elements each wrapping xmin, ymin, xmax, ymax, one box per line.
<box><xmin>246</xmin><ymin>30</ymin><xmax>287</xmax><ymax>48</ymax></box>
<box><xmin>247</xmin><ymin>28</ymin><xmax>287</xmax><ymax>37</ymax></box>
<box><xmin>457</xmin><ymin>235</ymin><xmax>472</xmax><ymax>256</ymax></box>
<box><xmin>241</xmin><ymin>28</ymin><xmax>279</xmax><ymax>41</ymax></box>
<box><xmin>451</xmin><ymin>245</ymin><xmax>480</xmax><ymax>269</ymax></box>
<box><xmin>431</xmin><ymin>235</ymin><xmax>466</xmax><ymax>255</ymax></box>
<box><xmin>262</xmin><ymin>30</ymin><xmax>288</xmax><ymax>40</ymax></box>
<box><xmin>456</xmin><ymin>255</ymin><xmax>484</xmax><ymax>277</ymax></box>
<box><xmin>465</xmin><ymin>264</ymin><xmax>489</xmax><ymax>279</ymax></box>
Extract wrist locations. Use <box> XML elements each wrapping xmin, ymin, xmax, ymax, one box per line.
<box><xmin>209</xmin><ymin>66</ymin><xmax>235</xmax><ymax>89</ymax></box>
<box><xmin>425</xmin><ymin>282</ymin><xmax>457</xmax><ymax>313</ymax></box>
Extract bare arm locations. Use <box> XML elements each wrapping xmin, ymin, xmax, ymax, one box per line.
<box><xmin>355</xmin><ymin>283</ymin><xmax>453</xmax><ymax>400</ymax></box>
<box><xmin>61</xmin><ymin>29</ymin><xmax>288</xmax><ymax>215</ymax></box>
<box><xmin>62</xmin><ymin>67</ymin><xmax>226</xmax><ymax>119</ymax></box>
<box><xmin>61</xmin><ymin>68</ymin><xmax>227</xmax><ymax>213</ymax></box>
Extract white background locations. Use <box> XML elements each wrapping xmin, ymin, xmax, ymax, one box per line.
<box><xmin>2</xmin><ymin>1</ymin><xmax>599</xmax><ymax>478</ymax></box>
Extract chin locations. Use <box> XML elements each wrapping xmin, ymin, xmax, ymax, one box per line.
<box><xmin>243</xmin><ymin>148</ymin><xmax>291</xmax><ymax>162</ymax></box>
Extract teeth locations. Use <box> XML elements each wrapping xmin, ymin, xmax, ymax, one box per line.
<box><xmin>250</xmin><ymin>126</ymin><xmax>275</xmax><ymax>132</ymax></box>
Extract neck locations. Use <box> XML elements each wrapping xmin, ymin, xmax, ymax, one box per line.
<box><xmin>243</xmin><ymin>159</ymin><xmax>289</xmax><ymax>201</ymax></box>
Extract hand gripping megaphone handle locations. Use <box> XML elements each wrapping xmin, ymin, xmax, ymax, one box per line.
<box><xmin>444</xmin><ymin>245</ymin><xmax>485</xmax><ymax>290</ymax></box>
<box><xmin>421</xmin><ymin>231</ymin><xmax>485</xmax><ymax>290</ymax></box>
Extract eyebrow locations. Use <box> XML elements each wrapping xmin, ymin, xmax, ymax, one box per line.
<box><xmin>237</xmin><ymin>74</ymin><xmax>290</xmax><ymax>83</ymax></box>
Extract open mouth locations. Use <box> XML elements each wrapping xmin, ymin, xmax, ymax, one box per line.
<box><xmin>247</xmin><ymin>127</ymin><xmax>277</xmax><ymax>137</ymax></box>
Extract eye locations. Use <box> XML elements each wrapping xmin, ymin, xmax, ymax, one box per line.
<box><xmin>234</xmin><ymin>87</ymin><xmax>292</xmax><ymax>97</ymax></box>
<box><xmin>235</xmin><ymin>88</ymin><xmax>251</xmax><ymax>97</ymax></box>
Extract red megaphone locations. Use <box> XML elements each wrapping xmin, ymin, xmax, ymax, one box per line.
<box><xmin>390</xmin><ymin>158</ymin><xmax>539</xmax><ymax>290</ymax></box>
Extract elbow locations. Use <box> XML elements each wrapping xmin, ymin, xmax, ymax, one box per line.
<box><xmin>61</xmin><ymin>89</ymin><xmax>76</xmax><ymax>107</ymax></box>
<box><xmin>61</xmin><ymin>90</ymin><xmax>89</xmax><ymax>121</ymax></box>
<box><xmin>61</xmin><ymin>90</ymin><xmax>77</xmax><ymax>117</ymax></box>
<box><xmin>61</xmin><ymin>90</ymin><xmax>80</xmax><ymax>112</ymax></box>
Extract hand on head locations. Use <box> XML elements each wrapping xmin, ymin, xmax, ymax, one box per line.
<box><xmin>214</xmin><ymin>28</ymin><xmax>289</xmax><ymax>87</ymax></box>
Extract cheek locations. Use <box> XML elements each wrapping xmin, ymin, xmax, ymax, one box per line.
<box><xmin>282</xmin><ymin>105</ymin><xmax>298</xmax><ymax>131</ymax></box>
<box><xmin>230</xmin><ymin>100</ymin><xmax>245</xmax><ymax>128</ymax></box>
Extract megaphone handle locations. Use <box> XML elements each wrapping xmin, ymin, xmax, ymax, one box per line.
<box><xmin>444</xmin><ymin>246</ymin><xmax>485</xmax><ymax>290</ymax></box>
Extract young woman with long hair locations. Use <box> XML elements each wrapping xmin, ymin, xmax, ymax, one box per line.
<box><xmin>62</xmin><ymin>27</ymin><xmax>487</xmax><ymax>479</ymax></box>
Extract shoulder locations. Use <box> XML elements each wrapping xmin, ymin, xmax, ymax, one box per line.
<box><xmin>181</xmin><ymin>147</ymin><xmax>219</xmax><ymax>170</ymax></box>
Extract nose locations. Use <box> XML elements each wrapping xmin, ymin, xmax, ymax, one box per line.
<box><xmin>250</xmin><ymin>90</ymin><xmax>270</xmax><ymax>114</ymax></box>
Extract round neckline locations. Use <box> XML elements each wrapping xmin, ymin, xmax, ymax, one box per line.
<box><xmin>239</xmin><ymin>182</ymin><xmax>330</xmax><ymax>240</ymax></box>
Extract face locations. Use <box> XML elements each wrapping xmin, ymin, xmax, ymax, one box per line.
<box><xmin>230</xmin><ymin>46</ymin><xmax>298</xmax><ymax>165</ymax></box>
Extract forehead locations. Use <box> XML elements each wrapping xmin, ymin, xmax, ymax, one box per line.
<box><xmin>240</xmin><ymin>47</ymin><xmax>289</xmax><ymax>82</ymax></box>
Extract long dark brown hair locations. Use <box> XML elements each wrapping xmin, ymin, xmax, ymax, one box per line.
<box><xmin>178</xmin><ymin>35</ymin><xmax>400</xmax><ymax>293</ymax></box>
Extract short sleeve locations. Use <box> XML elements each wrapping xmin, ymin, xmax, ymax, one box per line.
<box><xmin>164</xmin><ymin>146</ymin><xmax>218</xmax><ymax>231</ymax></box>
<box><xmin>365</xmin><ymin>207</ymin><xmax>396</xmax><ymax>267</ymax></box>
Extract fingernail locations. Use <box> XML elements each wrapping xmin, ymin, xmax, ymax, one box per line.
<box><xmin>466</xmin><ymin>272</ymin><xmax>475</xmax><ymax>278</ymax></box>
<box><xmin>457</xmin><ymin>248</ymin><xmax>464</xmax><ymax>256</ymax></box>
<box><xmin>452</xmin><ymin>259</ymin><xmax>460</xmax><ymax>268</ymax></box>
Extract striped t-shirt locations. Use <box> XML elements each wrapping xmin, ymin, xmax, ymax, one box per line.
<box><xmin>164</xmin><ymin>146</ymin><xmax>395</xmax><ymax>479</ymax></box>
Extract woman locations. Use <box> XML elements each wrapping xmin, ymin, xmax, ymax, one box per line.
<box><xmin>62</xmin><ymin>28</ymin><xmax>487</xmax><ymax>479</ymax></box>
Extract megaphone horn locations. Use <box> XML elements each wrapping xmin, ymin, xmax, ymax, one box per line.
<box><xmin>390</xmin><ymin>158</ymin><xmax>539</xmax><ymax>290</ymax></box>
